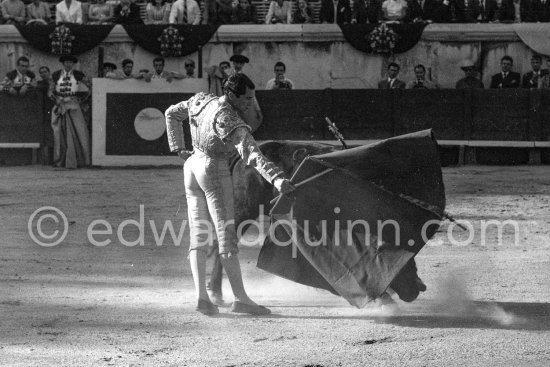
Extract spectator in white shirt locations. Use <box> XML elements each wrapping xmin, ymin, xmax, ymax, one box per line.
<box><xmin>265</xmin><ymin>0</ymin><xmax>292</xmax><ymax>23</ymax></box>
<box><xmin>55</xmin><ymin>0</ymin><xmax>83</xmax><ymax>24</ymax></box>
<box><xmin>169</xmin><ymin>0</ymin><xmax>202</xmax><ymax>24</ymax></box>
<box><xmin>381</xmin><ymin>0</ymin><xmax>408</xmax><ymax>21</ymax></box>
<box><xmin>265</xmin><ymin>61</ymin><xmax>294</xmax><ymax>90</ymax></box>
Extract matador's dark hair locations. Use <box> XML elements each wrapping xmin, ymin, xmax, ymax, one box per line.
<box><xmin>223</xmin><ymin>73</ymin><xmax>255</xmax><ymax>97</ymax></box>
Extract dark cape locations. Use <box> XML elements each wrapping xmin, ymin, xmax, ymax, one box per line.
<box><xmin>257</xmin><ymin>129</ymin><xmax>446</xmax><ymax>308</ymax></box>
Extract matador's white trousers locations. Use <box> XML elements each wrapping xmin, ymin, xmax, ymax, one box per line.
<box><xmin>184</xmin><ymin>151</ymin><xmax>238</xmax><ymax>255</ymax></box>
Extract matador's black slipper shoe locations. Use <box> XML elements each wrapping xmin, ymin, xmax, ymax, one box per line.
<box><xmin>196</xmin><ymin>299</ymin><xmax>219</xmax><ymax>316</ymax></box>
<box><xmin>231</xmin><ymin>301</ymin><xmax>271</xmax><ymax>316</ymax></box>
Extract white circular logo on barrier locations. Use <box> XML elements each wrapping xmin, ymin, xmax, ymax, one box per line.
<box><xmin>134</xmin><ymin>108</ymin><xmax>166</xmax><ymax>141</ymax></box>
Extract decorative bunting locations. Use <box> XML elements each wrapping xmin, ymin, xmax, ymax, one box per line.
<box><xmin>15</xmin><ymin>24</ymin><xmax>115</xmax><ymax>55</ymax></box>
<box><xmin>123</xmin><ymin>24</ymin><xmax>219</xmax><ymax>57</ymax></box>
<box><xmin>158</xmin><ymin>26</ymin><xmax>185</xmax><ymax>57</ymax></box>
<box><xmin>339</xmin><ymin>23</ymin><xmax>427</xmax><ymax>55</ymax></box>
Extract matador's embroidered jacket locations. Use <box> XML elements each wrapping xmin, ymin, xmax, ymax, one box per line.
<box><xmin>165</xmin><ymin>92</ymin><xmax>284</xmax><ymax>184</ymax></box>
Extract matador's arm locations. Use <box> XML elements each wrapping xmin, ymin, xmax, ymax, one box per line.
<box><xmin>165</xmin><ymin>100</ymin><xmax>188</xmax><ymax>152</ymax></box>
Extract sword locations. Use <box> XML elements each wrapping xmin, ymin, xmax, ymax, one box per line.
<box><xmin>325</xmin><ymin>117</ymin><xmax>348</xmax><ymax>149</ymax></box>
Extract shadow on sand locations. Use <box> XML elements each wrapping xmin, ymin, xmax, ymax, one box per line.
<box><xmin>267</xmin><ymin>301</ymin><xmax>550</xmax><ymax>331</ymax></box>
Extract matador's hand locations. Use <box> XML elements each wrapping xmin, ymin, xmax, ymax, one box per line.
<box><xmin>177</xmin><ymin>150</ymin><xmax>193</xmax><ymax>160</ymax></box>
<box><xmin>274</xmin><ymin>178</ymin><xmax>295</xmax><ymax>195</ymax></box>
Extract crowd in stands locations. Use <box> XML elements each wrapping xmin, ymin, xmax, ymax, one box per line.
<box><xmin>1</xmin><ymin>51</ymin><xmax>548</xmax><ymax>170</ymax></box>
<box><xmin>3</xmin><ymin>53</ymin><xmax>550</xmax><ymax>99</ymax></box>
<box><xmin>377</xmin><ymin>54</ymin><xmax>550</xmax><ymax>89</ymax></box>
<box><xmin>1</xmin><ymin>0</ymin><xmax>550</xmax><ymax>25</ymax></box>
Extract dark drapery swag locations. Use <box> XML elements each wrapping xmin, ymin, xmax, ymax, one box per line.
<box><xmin>338</xmin><ymin>23</ymin><xmax>427</xmax><ymax>55</ymax></box>
<box><xmin>122</xmin><ymin>25</ymin><xmax>220</xmax><ymax>57</ymax></box>
<box><xmin>15</xmin><ymin>24</ymin><xmax>115</xmax><ymax>55</ymax></box>
<box><xmin>257</xmin><ymin>130</ymin><xmax>445</xmax><ymax>308</ymax></box>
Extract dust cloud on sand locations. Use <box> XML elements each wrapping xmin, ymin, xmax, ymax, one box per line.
<box><xmin>239</xmin><ymin>269</ymin><xmax>522</xmax><ymax>325</ymax></box>
<box><xmin>382</xmin><ymin>272</ymin><xmax>522</xmax><ymax>327</ymax></box>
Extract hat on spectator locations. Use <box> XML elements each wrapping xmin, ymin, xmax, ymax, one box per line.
<box><xmin>459</xmin><ymin>59</ymin><xmax>477</xmax><ymax>71</ymax></box>
<box><xmin>59</xmin><ymin>55</ymin><xmax>78</xmax><ymax>63</ymax></box>
<box><xmin>229</xmin><ymin>55</ymin><xmax>249</xmax><ymax>64</ymax></box>
<box><xmin>103</xmin><ymin>62</ymin><xmax>117</xmax><ymax>70</ymax></box>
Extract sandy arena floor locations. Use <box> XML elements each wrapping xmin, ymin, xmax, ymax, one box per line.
<box><xmin>0</xmin><ymin>165</ymin><xmax>549</xmax><ymax>367</ymax></box>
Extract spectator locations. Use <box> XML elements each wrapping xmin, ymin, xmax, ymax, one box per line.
<box><xmin>219</xmin><ymin>61</ymin><xmax>231</xmax><ymax>81</ymax></box>
<box><xmin>232</xmin><ymin>0</ymin><xmax>257</xmax><ymax>23</ymax></box>
<box><xmin>471</xmin><ymin>0</ymin><xmax>498</xmax><ymax>22</ymax></box>
<box><xmin>37</xmin><ymin>66</ymin><xmax>51</xmax><ymax>93</ymax></box>
<box><xmin>113</xmin><ymin>0</ymin><xmax>143</xmax><ymax>24</ymax></box>
<box><xmin>293</xmin><ymin>0</ymin><xmax>313</xmax><ymax>23</ymax></box>
<box><xmin>148</xmin><ymin>57</ymin><xmax>185</xmax><ymax>82</ymax></box>
<box><xmin>430</xmin><ymin>0</ymin><xmax>453</xmax><ymax>22</ymax></box>
<box><xmin>378</xmin><ymin>62</ymin><xmax>406</xmax><ymax>89</ymax></box>
<box><xmin>88</xmin><ymin>0</ymin><xmax>114</xmax><ymax>24</ymax></box>
<box><xmin>522</xmin><ymin>55</ymin><xmax>549</xmax><ymax>89</ymax></box>
<box><xmin>495</xmin><ymin>0</ymin><xmax>517</xmax><ymax>22</ymax></box>
<box><xmin>103</xmin><ymin>62</ymin><xmax>117</xmax><ymax>77</ymax></box>
<box><xmin>1</xmin><ymin>0</ymin><xmax>27</xmax><ymax>24</ymax></box>
<box><xmin>229</xmin><ymin>54</ymin><xmax>249</xmax><ymax>74</ymax></box>
<box><xmin>538</xmin><ymin>0</ymin><xmax>550</xmax><ymax>22</ymax></box>
<box><xmin>145</xmin><ymin>0</ymin><xmax>171</xmax><ymax>24</ymax></box>
<box><xmin>364</xmin><ymin>0</ymin><xmax>383</xmax><ymax>23</ymax></box>
<box><xmin>216</xmin><ymin>0</ymin><xmax>234</xmax><ymax>23</ymax></box>
<box><xmin>320</xmin><ymin>0</ymin><xmax>380</xmax><ymax>23</ymax></box>
<box><xmin>207</xmin><ymin>60</ymin><xmax>230</xmax><ymax>96</ymax></box>
<box><xmin>490</xmin><ymin>55</ymin><xmax>520</xmax><ymax>88</ymax></box>
<box><xmin>2</xmin><ymin>56</ymin><xmax>37</xmax><ymax>96</ymax></box>
<box><xmin>49</xmin><ymin>54</ymin><xmax>91</xmax><ymax>169</ymax></box>
<box><xmin>320</xmin><ymin>0</ymin><xmax>346</xmax><ymax>23</ymax></box>
<box><xmin>455</xmin><ymin>60</ymin><xmax>484</xmax><ymax>89</ymax></box>
<box><xmin>169</xmin><ymin>0</ymin><xmax>201</xmax><ymax>24</ymax></box>
<box><xmin>407</xmin><ymin>0</ymin><xmax>439</xmax><ymax>22</ymax></box>
<box><xmin>406</xmin><ymin>64</ymin><xmax>439</xmax><ymax>89</ymax></box>
<box><xmin>452</xmin><ymin>0</ymin><xmax>477</xmax><ymax>22</ymax></box>
<box><xmin>56</xmin><ymin>0</ymin><xmax>83</xmax><ymax>24</ymax></box>
<box><xmin>26</xmin><ymin>0</ymin><xmax>52</xmax><ymax>25</ymax></box>
<box><xmin>106</xmin><ymin>59</ymin><xmax>143</xmax><ymax>80</ymax></box>
<box><xmin>265</xmin><ymin>0</ymin><xmax>292</xmax><ymax>24</ymax></box>
<box><xmin>266</xmin><ymin>62</ymin><xmax>294</xmax><ymax>90</ymax></box>
<box><xmin>382</xmin><ymin>0</ymin><xmax>408</xmax><ymax>20</ymax></box>
<box><xmin>345</xmin><ymin>0</ymin><xmax>368</xmax><ymax>23</ymax></box>
<box><xmin>183</xmin><ymin>59</ymin><xmax>196</xmax><ymax>78</ymax></box>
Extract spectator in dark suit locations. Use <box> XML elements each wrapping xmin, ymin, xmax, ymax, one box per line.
<box><xmin>320</xmin><ymin>0</ymin><xmax>346</xmax><ymax>23</ymax></box>
<box><xmin>537</xmin><ymin>0</ymin><xmax>550</xmax><ymax>21</ymax></box>
<box><xmin>407</xmin><ymin>0</ymin><xmax>439</xmax><ymax>21</ymax></box>
<box><xmin>364</xmin><ymin>0</ymin><xmax>383</xmax><ymax>23</ymax></box>
<box><xmin>293</xmin><ymin>0</ymin><xmax>314</xmax><ymax>23</ymax></box>
<box><xmin>113</xmin><ymin>0</ymin><xmax>143</xmax><ymax>24</ymax></box>
<box><xmin>495</xmin><ymin>0</ymin><xmax>525</xmax><ymax>22</ymax></box>
<box><xmin>453</xmin><ymin>0</ymin><xmax>480</xmax><ymax>22</ymax></box>
<box><xmin>469</xmin><ymin>0</ymin><xmax>498</xmax><ymax>21</ymax></box>
<box><xmin>320</xmin><ymin>0</ymin><xmax>380</xmax><ymax>23</ymax></box>
<box><xmin>232</xmin><ymin>0</ymin><xmax>258</xmax><ymax>23</ymax></box>
<box><xmin>490</xmin><ymin>56</ymin><xmax>520</xmax><ymax>89</ymax></box>
<box><xmin>522</xmin><ymin>55</ymin><xmax>549</xmax><ymax>89</ymax></box>
<box><xmin>456</xmin><ymin>60</ymin><xmax>484</xmax><ymax>89</ymax></box>
<box><xmin>37</xmin><ymin>66</ymin><xmax>51</xmax><ymax>94</ymax></box>
<box><xmin>344</xmin><ymin>0</ymin><xmax>368</xmax><ymax>23</ymax></box>
<box><xmin>406</xmin><ymin>64</ymin><xmax>439</xmax><ymax>89</ymax></box>
<box><xmin>378</xmin><ymin>62</ymin><xmax>406</xmax><ymax>89</ymax></box>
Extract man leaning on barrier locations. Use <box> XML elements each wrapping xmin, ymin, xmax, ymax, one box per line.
<box><xmin>165</xmin><ymin>73</ymin><xmax>295</xmax><ymax>316</ymax></box>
